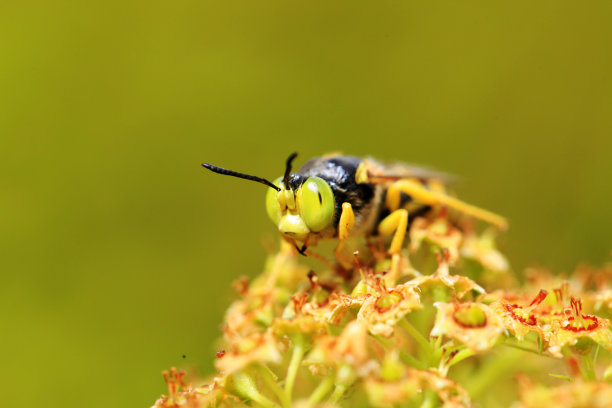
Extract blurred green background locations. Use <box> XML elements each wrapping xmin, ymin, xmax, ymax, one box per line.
<box><xmin>1</xmin><ymin>1</ymin><xmax>611</xmax><ymax>407</ymax></box>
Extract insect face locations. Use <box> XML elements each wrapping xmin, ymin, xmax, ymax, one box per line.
<box><xmin>265</xmin><ymin>176</ymin><xmax>336</xmax><ymax>249</ymax></box>
<box><xmin>202</xmin><ymin>153</ymin><xmax>337</xmax><ymax>253</ymax></box>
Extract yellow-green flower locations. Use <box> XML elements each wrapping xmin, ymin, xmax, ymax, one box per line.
<box><xmin>215</xmin><ymin>331</ymin><xmax>282</xmax><ymax>374</ymax></box>
<box><xmin>409</xmin><ymin>214</ymin><xmax>463</xmax><ymax>265</ymax></box>
<box><xmin>431</xmin><ymin>301</ymin><xmax>504</xmax><ymax>352</ymax></box>
<box><xmin>357</xmin><ymin>280</ymin><xmax>422</xmax><ymax>337</ymax></box>
<box><xmin>545</xmin><ymin>296</ymin><xmax>612</xmax><ymax>358</ymax></box>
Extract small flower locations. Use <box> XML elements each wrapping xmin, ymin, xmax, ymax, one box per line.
<box><xmin>152</xmin><ymin>371</ymin><xmax>226</xmax><ymax>408</ymax></box>
<box><xmin>357</xmin><ymin>278</ymin><xmax>422</xmax><ymax>337</ymax></box>
<box><xmin>223</xmin><ymin>287</ymin><xmax>278</xmax><ymax>339</ymax></box>
<box><xmin>415</xmin><ymin>369</ymin><xmax>471</xmax><ymax>408</ymax></box>
<box><xmin>430</xmin><ymin>301</ymin><xmax>504</xmax><ymax>352</ymax></box>
<box><xmin>306</xmin><ymin>320</ymin><xmax>377</xmax><ymax>377</ymax></box>
<box><xmin>592</xmin><ymin>289</ymin><xmax>612</xmax><ymax>311</ymax></box>
<box><xmin>516</xmin><ymin>374</ymin><xmax>612</xmax><ymax>408</ymax></box>
<box><xmin>215</xmin><ymin>331</ymin><xmax>282</xmax><ymax>374</ymax></box>
<box><xmin>411</xmin><ymin>250</ymin><xmax>484</xmax><ymax>299</ymax></box>
<box><xmin>409</xmin><ymin>212</ymin><xmax>463</xmax><ymax>265</ymax></box>
<box><xmin>290</xmin><ymin>270</ymin><xmax>363</xmax><ymax>325</ymax></box>
<box><xmin>301</xmin><ymin>292</ymin><xmax>360</xmax><ymax>325</ymax></box>
<box><xmin>364</xmin><ymin>373</ymin><xmax>419</xmax><ymax>406</ymax></box>
<box><xmin>273</xmin><ymin>313</ymin><xmax>327</xmax><ymax>345</ymax></box>
<box><xmin>573</xmin><ymin>263</ymin><xmax>612</xmax><ymax>293</ymax></box>
<box><xmin>490</xmin><ymin>289</ymin><xmax>550</xmax><ymax>341</ymax></box>
<box><xmin>545</xmin><ymin>296</ymin><xmax>612</xmax><ymax>358</ymax></box>
<box><xmin>365</xmin><ymin>366</ymin><xmax>472</xmax><ymax>408</ymax></box>
<box><xmin>460</xmin><ymin>229</ymin><xmax>509</xmax><ymax>272</ymax></box>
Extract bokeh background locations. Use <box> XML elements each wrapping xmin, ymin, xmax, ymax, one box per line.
<box><xmin>1</xmin><ymin>1</ymin><xmax>611</xmax><ymax>407</ymax></box>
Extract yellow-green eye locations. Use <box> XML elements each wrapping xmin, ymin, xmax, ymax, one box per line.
<box><xmin>265</xmin><ymin>177</ymin><xmax>283</xmax><ymax>224</ymax></box>
<box><xmin>299</xmin><ymin>177</ymin><xmax>335</xmax><ymax>232</ymax></box>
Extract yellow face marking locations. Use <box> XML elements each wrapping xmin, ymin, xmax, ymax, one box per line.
<box><xmin>282</xmin><ymin>189</ymin><xmax>296</xmax><ymax>210</ymax></box>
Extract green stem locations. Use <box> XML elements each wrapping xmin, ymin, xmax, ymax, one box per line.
<box><xmin>252</xmin><ymin>393</ymin><xmax>280</xmax><ymax>408</ymax></box>
<box><xmin>582</xmin><ymin>354</ymin><xmax>596</xmax><ymax>381</ymax></box>
<box><xmin>374</xmin><ymin>334</ymin><xmax>428</xmax><ymax>370</ymax></box>
<box><xmin>328</xmin><ymin>384</ymin><xmax>347</xmax><ymax>404</ymax></box>
<box><xmin>502</xmin><ymin>342</ymin><xmax>541</xmax><ymax>355</ymax></box>
<box><xmin>284</xmin><ymin>336</ymin><xmax>306</xmax><ymax>402</ymax></box>
<box><xmin>419</xmin><ymin>389</ymin><xmax>437</xmax><ymax>408</ymax></box>
<box><xmin>447</xmin><ymin>348</ymin><xmax>474</xmax><ymax>368</ymax></box>
<box><xmin>308</xmin><ymin>375</ymin><xmax>335</xmax><ymax>405</ymax></box>
<box><xmin>465</xmin><ymin>348</ymin><xmax>521</xmax><ymax>399</ymax></box>
<box><xmin>399</xmin><ymin>350</ymin><xmax>428</xmax><ymax>370</ymax></box>
<box><xmin>549</xmin><ymin>373</ymin><xmax>573</xmax><ymax>382</ymax></box>
<box><xmin>399</xmin><ymin>319</ymin><xmax>433</xmax><ymax>363</ymax></box>
<box><xmin>229</xmin><ymin>371</ymin><xmax>280</xmax><ymax>408</ymax></box>
<box><xmin>255</xmin><ymin>365</ymin><xmax>290</xmax><ymax>408</ymax></box>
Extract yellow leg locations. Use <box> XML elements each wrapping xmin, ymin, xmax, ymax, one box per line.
<box><xmin>378</xmin><ymin>209</ymin><xmax>409</xmax><ymax>255</ymax></box>
<box><xmin>378</xmin><ymin>209</ymin><xmax>409</xmax><ymax>284</ymax></box>
<box><xmin>385</xmin><ymin>179</ymin><xmax>508</xmax><ymax>230</ymax></box>
<box><xmin>334</xmin><ymin>202</ymin><xmax>355</xmax><ymax>268</ymax></box>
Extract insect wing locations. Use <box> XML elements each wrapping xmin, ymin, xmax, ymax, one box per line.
<box><xmin>364</xmin><ymin>157</ymin><xmax>456</xmax><ymax>184</ymax></box>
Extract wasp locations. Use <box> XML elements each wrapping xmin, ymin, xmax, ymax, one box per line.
<box><xmin>202</xmin><ymin>153</ymin><xmax>507</xmax><ymax>277</ymax></box>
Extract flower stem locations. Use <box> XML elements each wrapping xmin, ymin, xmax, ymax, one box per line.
<box><xmin>308</xmin><ymin>375</ymin><xmax>335</xmax><ymax>405</ymax></box>
<box><xmin>447</xmin><ymin>348</ymin><xmax>475</xmax><ymax>368</ymax></box>
<box><xmin>419</xmin><ymin>389</ymin><xmax>437</xmax><ymax>408</ymax></box>
<box><xmin>374</xmin><ymin>334</ymin><xmax>427</xmax><ymax>370</ymax></box>
<box><xmin>228</xmin><ymin>371</ymin><xmax>280</xmax><ymax>408</ymax></box>
<box><xmin>399</xmin><ymin>350</ymin><xmax>428</xmax><ymax>370</ymax></box>
<box><xmin>465</xmin><ymin>348</ymin><xmax>521</xmax><ymax>399</ymax></box>
<box><xmin>284</xmin><ymin>336</ymin><xmax>306</xmax><ymax>402</ymax></box>
<box><xmin>399</xmin><ymin>318</ymin><xmax>433</xmax><ymax>364</ymax></box>
<box><xmin>328</xmin><ymin>384</ymin><xmax>347</xmax><ymax>404</ymax></box>
<box><xmin>582</xmin><ymin>354</ymin><xmax>596</xmax><ymax>381</ymax></box>
<box><xmin>255</xmin><ymin>365</ymin><xmax>290</xmax><ymax>408</ymax></box>
<box><xmin>502</xmin><ymin>342</ymin><xmax>541</xmax><ymax>355</ymax></box>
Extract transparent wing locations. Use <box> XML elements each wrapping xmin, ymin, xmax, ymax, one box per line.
<box><xmin>364</xmin><ymin>157</ymin><xmax>457</xmax><ymax>184</ymax></box>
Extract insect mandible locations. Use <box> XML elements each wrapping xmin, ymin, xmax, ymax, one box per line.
<box><xmin>202</xmin><ymin>153</ymin><xmax>507</xmax><ymax>277</ymax></box>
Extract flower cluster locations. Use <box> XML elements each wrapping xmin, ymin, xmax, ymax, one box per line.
<box><xmin>152</xmin><ymin>212</ymin><xmax>612</xmax><ymax>408</ymax></box>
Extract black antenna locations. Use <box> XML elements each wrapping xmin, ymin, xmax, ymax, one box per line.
<box><xmin>201</xmin><ymin>163</ymin><xmax>281</xmax><ymax>191</ymax></box>
<box><xmin>284</xmin><ymin>152</ymin><xmax>298</xmax><ymax>187</ymax></box>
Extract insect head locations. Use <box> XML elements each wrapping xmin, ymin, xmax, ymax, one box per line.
<box><xmin>202</xmin><ymin>153</ymin><xmax>334</xmax><ymax>252</ymax></box>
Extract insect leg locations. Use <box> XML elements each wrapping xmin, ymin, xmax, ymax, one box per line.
<box><xmin>334</xmin><ymin>202</ymin><xmax>355</xmax><ymax>269</ymax></box>
<box><xmin>386</xmin><ymin>179</ymin><xmax>508</xmax><ymax>230</ymax></box>
<box><xmin>377</xmin><ymin>208</ymin><xmax>409</xmax><ymax>284</ymax></box>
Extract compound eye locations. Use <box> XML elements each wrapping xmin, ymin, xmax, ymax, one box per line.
<box><xmin>299</xmin><ymin>177</ymin><xmax>335</xmax><ymax>232</ymax></box>
<box><xmin>265</xmin><ymin>177</ymin><xmax>283</xmax><ymax>224</ymax></box>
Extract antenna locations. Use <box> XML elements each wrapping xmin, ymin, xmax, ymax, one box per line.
<box><xmin>283</xmin><ymin>152</ymin><xmax>298</xmax><ymax>187</ymax></box>
<box><xmin>201</xmin><ymin>163</ymin><xmax>281</xmax><ymax>191</ymax></box>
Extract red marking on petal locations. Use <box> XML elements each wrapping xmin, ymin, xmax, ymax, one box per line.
<box><xmin>291</xmin><ymin>293</ymin><xmax>308</xmax><ymax>314</ymax></box>
<box><xmin>435</xmin><ymin>248</ymin><xmax>451</xmax><ymax>265</ymax></box>
<box><xmin>529</xmin><ymin>289</ymin><xmax>548</xmax><ymax>307</ymax></box>
<box><xmin>569</xmin><ymin>296</ymin><xmax>583</xmax><ymax>317</ymax></box>
<box><xmin>446</xmin><ymin>349</ymin><xmax>459</xmax><ymax>364</ymax></box>
<box><xmin>563</xmin><ymin>315</ymin><xmax>599</xmax><ymax>332</ymax></box>
<box><xmin>216</xmin><ymin>349</ymin><xmax>226</xmax><ymax>358</ymax></box>
<box><xmin>504</xmin><ymin>303</ymin><xmax>537</xmax><ymax>326</ymax></box>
